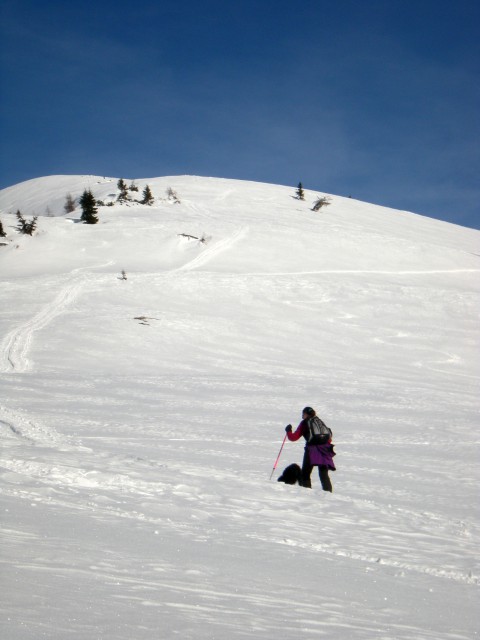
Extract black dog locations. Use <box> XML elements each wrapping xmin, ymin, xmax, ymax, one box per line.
<box><xmin>277</xmin><ymin>463</ymin><xmax>302</xmax><ymax>485</ymax></box>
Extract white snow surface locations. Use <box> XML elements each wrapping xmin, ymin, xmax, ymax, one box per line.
<box><xmin>0</xmin><ymin>175</ymin><xmax>479</xmax><ymax>639</ymax></box>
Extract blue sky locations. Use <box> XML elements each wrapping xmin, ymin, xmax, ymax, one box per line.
<box><xmin>1</xmin><ymin>0</ymin><xmax>479</xmax><ymax>229</ymax></box>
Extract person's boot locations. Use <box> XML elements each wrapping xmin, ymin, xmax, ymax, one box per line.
<box><xmin>300</xmin><ymin>476</ymin><xmax>312</xmax><ymax>488</ymax></box>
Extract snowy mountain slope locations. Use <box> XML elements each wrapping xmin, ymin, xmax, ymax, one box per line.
<box><xmin>0</xmin><ymin>175</ymin><xmax>479</xmax><ymax>640</ymax></box>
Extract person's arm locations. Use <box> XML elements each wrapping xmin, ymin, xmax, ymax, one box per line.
<box><xmin>286</xmin><ymin>421</ymin><xmax>304</xmax><ymax>442</ymax></box>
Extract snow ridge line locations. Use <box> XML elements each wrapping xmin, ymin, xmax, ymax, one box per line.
<box><xmin>0</xmin><ymin>405</ymin><xmax>63</xmax><ymax>447</ymax></box>
<box><xmin>0</xmin><ymin>417</ymin><xmax>35</xmax><ymax>444</ymax></box>
<box><xmin>239</xmin><ymin>268</ymin><xmax>480</xmax><ymax>277</ymax></box>
<box><xmin>0</xmin><ymin>457</ymin><xmax>167</xmax><ymax>494</ymax></box>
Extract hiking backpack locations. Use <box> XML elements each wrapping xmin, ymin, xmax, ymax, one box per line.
<box><xmin>307</xmin><ymin>416</ymin><xmax>332</xmax><ymax>445</ymax></box>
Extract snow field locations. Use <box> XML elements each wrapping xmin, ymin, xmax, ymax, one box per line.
<box><xmin>0</xmin><ymin>175</ymin><xmax>479</xmax><ymax>639</ymax></box>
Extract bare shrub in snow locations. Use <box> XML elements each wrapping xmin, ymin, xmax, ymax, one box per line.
<box><xmin>64</xmin><ymin>193</ymin><xmax>76</xmax><ymax>213</ymax></box>
<box><xmin>312</xmin><ymin>196</ymin><xmax>332</xmax><ymax>211</ymax></box>
<box><xmin>178</xmin><ymin>233</ymin><xmax>207</xmax><ymax>243</ymax></box>
<box><xmin>167</xmin><ymin>187</ymin><xmax>180</xmax><ymax>204</ymax></box>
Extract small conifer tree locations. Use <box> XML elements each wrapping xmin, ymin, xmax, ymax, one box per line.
<box><xmin>117</xmin><ymin>178</ymin><xmax>129</xmax><ymax>202</ymax></box>
<box><xmin>141</xmin><ymin>185</ymin><xmax>154</xmax><ymax>205</ymax></box>
<box><xmin>0</xmin><ymin>218</ymin><xmax>6</xmax><ymax>237</ymax></box>
<box><xmin>296</xmin><ymin>182</ymin><xmax>305</xmax><ymax>200</ymax></box>
<box><xmin>15</xmin><ymin>210</ymin><xmax>24</xmax><ymax>233</ymax></box>
<box><xmin>64</xmin><ymin>193</ymin><xmax>76</xmax><ymax>213</ymax></box>
<box><xmin>79</xmin><ymin>189</ymin><xmax>99</xmax><ymax>224</ymax></box>
<box><xmin>16</xmin><ymin>210</ymin><xmax>38</xmax><ymax>235</ymax></box>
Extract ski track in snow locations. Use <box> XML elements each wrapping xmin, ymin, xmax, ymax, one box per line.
<box><xmin>0</xmin><ymin>262</ymin><xmax>112</xmax><ymax>373</ymax></box>
<box><xmin>0</xmin><ymin>227</ymin><xmax>249</xmax><ymax>440</ymax></box>
<box><xmin>0</xmin><ymin>280</ymin><xmax>84</xmax><ymax>372</ymax></box>
<box><xmin>0</xmin><ymin>222</ymin><xmax>248</xmax><ymax>374</ymax></box>
<box><xmin>176</xmin><ymin>226</ymin><xmax>249</xmax><ymax>272</ymax></box>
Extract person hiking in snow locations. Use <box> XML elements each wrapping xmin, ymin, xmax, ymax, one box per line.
<box><xmin>285</xmin><ymin>407</ymin><xmax>335</xmax><ymax>491</ymax></box>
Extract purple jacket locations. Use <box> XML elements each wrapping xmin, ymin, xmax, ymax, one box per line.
<box><xmin>287</xmin><ymin>419</ymin><xmax>336</xmax><ymax>470</ymax></box>
<box><xmin>308</xmin><ymin>444</ymin><xmax>336</xmax><ymax>470</ymax></box>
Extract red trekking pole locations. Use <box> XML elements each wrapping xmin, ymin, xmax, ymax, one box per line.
<box><xmin>269</xmin><ymin>433</ymin><xmax>288</xmax><ymax>480</ymax></box>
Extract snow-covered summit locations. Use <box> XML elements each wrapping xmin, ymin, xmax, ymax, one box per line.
<box><xmin>0</xmin><ymin>174</ymin><xmax>478</xmax><ymax>277</ymax></box>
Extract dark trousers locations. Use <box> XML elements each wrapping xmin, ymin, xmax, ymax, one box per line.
<box><xmin>301</xmin><ymin>448</ymin><xmax>332</xmax><ymax>492</ymax></box>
